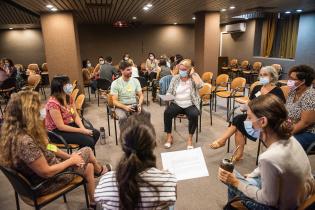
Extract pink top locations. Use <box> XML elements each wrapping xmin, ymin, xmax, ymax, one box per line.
<box><xmin>45</xmin><ymin>96</ymin><xmax>76</xmax><ymax>131</ymax></box>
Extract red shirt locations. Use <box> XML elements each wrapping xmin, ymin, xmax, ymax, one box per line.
<box><xmin>45</xmin><ymin>96</ymin><xmax>76</xmax><ymax>131</ymax></box>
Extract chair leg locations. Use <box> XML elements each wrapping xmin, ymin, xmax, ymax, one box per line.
<box><xmin>97</xmin><ymin>91</ymin><xmax>100</xmax><ymax>107</ymax></box>
<box><xmin>199</xmin><ymin>103</ymin><xmax>202</xmax><ymax>132</ymax></box>
<box><xmin>83</xmin><ymin>183</ymin><xmax>90</xmax><ymax>208</ymax></box>
<box><xmin>256</xmin><ymin>139</ymin><xmax>261</xmax><ymax>166</ymax></box>
<box><xmin>210</xmin><ymin>97</ymin><xmax>213</xmax><ymax>126</ymax></box>
<box><xmin>87</xmin><ymin>86</ymin><xmax>91</xmax><ymax>102</ymax></box>
<box><xmin>147</xmin><ymin>90</ymin><xmax>149</xmax><ymax>106</ymax></box>
<box><xmin>226</xmin><ymin>98</ymin><xmax>230</xmax><ymax>121</ymax></box>
<box><xmin>174</xmin><ymin>118</ymin><xmax>176</xmax><ymax>131</ymax></box>
<box><xmin>114</xmin><ymin>118</ymin><xmax>118</xmax><ymax>145</ymax></box>
<box><xmin>63</xmin><ymin>194</ymin><xmax>67</xmax><ymax>203</ymax></box>
<box><xmin>15</xmin><ymin>191</ymin><xmax>20</xmax><ymax>210</ymax></box>
<box><xmin>106</xmin><ymin>107</ymin><xmax>111</xmax><ymax>136</ymax></box>
<box><xmin>196</xmin><ymin>120</ymin><xmax>199</xmax><ymax>143</ymax></box>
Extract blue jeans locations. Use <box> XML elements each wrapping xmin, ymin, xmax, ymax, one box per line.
<box><xmin>227</xmin><ymin>171</ymin><xmax>275</xmax><ymax>210</ymax></box>
<box><xmin>294</xmin><ymin>132</ymin><xmax>315</xmax><ymax>151</ymax></box>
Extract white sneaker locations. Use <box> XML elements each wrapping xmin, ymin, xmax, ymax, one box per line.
<box><xmin>164</xmin><ymin>142</ymin><xmax>172</xmax><ymax>149</ymax></box>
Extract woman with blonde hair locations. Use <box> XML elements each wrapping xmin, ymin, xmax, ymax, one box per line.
<box><xmin>163</xmin><ymin>59</ymin><xmax>203</xmax><ymax>149</ymax></box>
<box><xmin>210</xmin><ymin>66</ymin><xmax>285</xmax><ymax>160</ymax></box>
<box><xmin>0</xmin><ymin>91</ymin><xmax>111</xmax><ymax>208</ymax></box>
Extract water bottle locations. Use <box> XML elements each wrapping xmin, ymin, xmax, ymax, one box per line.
<box><xmin>100</xmin><ymin>127</ymin><xmax>106</xmax><ymax>145</ymax></box>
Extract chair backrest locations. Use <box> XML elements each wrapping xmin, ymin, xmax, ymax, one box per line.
<box><xmin>75</xmin><ymin>94</ymin><xmax>85</xmax><ymax>113</ymax></box>
<box><xmin>230</xmin><ymin>59</ymin><xmax>238</xmax><ymax>67</ymax></box>
<box><xmin>252</xmin><ymin>62</ymin><xmax>262</xmax><ymax>72</ymax></box>
<box><xmin>0</xmin><ymin>77</ymin><xmax>16</xmax><ymax>90</ymax></box>
<box><xmin>27</xmin><ymin>64</ymin><xmax>39</xmax><ymax>74</ymax></box>
<box><xmin>159</xmin><ymin>75</ymin><xmax>173</xmax><ymax>95</ymax></box>
<box><xmin>15</xmin><ymin>64</ymin><xmax>24</xmax><ymax>72</ymax></box>
<box><xmin>96</xmin><ymin>78</ymin><xmax>112</xmax><ymax>90</ymax></box>
<box><xmin>297</xmin><ymin>194</ymin><xmax>315</xmax><ymax>210</ymax></box>
<box><xmin>107</xmin><ymin>94</ymin><xmax>114</xmax><ymax>107</ymax></box>
<box><xmin>231</xmin><ymin>77</ymin><xmax>246</xmax><ymax>92</ymax></box>
<box><xmin>280</xmin><ymin>85</ymin><xmax>290</xmax><ymax>100</ymax></box>
<box><xmin>0</xmin><ymin>165</ymin><xmax>34</xmax><ymax>199</ymax></box>
<box><xmin>72</xmin><ymin>80</ymin><xmax>78</xmax><ymax>89</ymax></box>
<box><xmin>215</xmin><ymin>74</ymin><xmax>229</xmax><ymax>87</ymax></box>
<box><xmin>272</xmin><ymin>64</ymin><xmax>282</xmax><ymax>74</ymax></box>
<box><xmin>140</xmin><ymin>63</ymin><xmax>146</xmax><ymax>71</ymax></box>
<box><xmin>41</xmin><ymin>63</ymin><xmax>48</xmax><ymax>72</ymax></box>
<box><xmin>71</xmin><ymin>88</ymin><xmax>79</xmax><ymax>100</ymax></box>
<box><xmin>199</xmin><ymin>83</ymin><xmax>212</xmax><ymax>100</ymax></box>
<box><xmin>201</xmin><ymin>72</ymin><xmax>213</xmax><ymax>84</ymax></box>
<box><xmin>249</xmin><ymin>81</ymin><xmax>260</xmax><ymax>94</ymax></box>
<box><xmin>240</xmin><ymin>60</ymin><xmax>249</xmax><ymax>69</ymax></box>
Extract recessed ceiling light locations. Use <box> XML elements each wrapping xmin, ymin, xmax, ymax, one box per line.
<box><xmin>296</xmin><ymin>9</ymin><xmax>302</xmax><ymax>13</ymax></box>
<box><xmin>46</xmin><ymin>4</ymin><xmax>54</xmax><ymax>8</ymax></box>
<box><xmin>230</xmin><ymin>6</ymin><xmax>235</xmax><ymax>10</ymax></box>
<box><xmin>192</xmin><ymin>17</ymin><xmax>196</xmax><ymax>20</ymax></box>
<box><xmin>146</xmin><ymin>3</ymin><xmax>153</xmax><ymax>8</ymax></box>
<box><xmin>9</xmin><ymin>28</ymin><xmax>13</xmax><ymax>30</ymax></box>
<box><xmin>132</xmin><ymin>16</ymin><xmax>137</xmax><ymax>20</ymax></box>
<box><xmin>221</xmin><ymin>8</ymin><xmax>227</xmax><ymax>12</ymax></box>
<box><xmin>51</xmin><ymin>7</ymin><xmax>58</xmax><ymax>11</ymax></box>
<box><xmin>285</xmin><ymin>11</ymin><xmax>291</xmax><ymax>14</ymax></box>
<box><xmin>174</xmin><ymin>22</ymin><xmax>177</xmax><ymax>25</ymax></box>
<box><xmin>143</xmin><ymin>6</ymin><xmax>149</xmax><ymax>11</ymax></box>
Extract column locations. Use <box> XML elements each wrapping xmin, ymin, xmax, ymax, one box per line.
<box><xmin>40</xmin><ymin>12</ymin><xmax>83</xmax><ymax>90</ymax></box>
<box><xmin>194</xmin><ymin>12</ymin><xmax>220</xmax><ymax>77</ymax></box>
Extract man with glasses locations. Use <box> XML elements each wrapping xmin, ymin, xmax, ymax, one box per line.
<box><xmin>110</xmin><ymin>61</ymin><xmax>144</xmax><ymax>124</ymax></box>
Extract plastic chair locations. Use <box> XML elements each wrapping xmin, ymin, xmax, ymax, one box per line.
<box><xmin>75</xmin><ymin>94</ymin><xmax>85</xmax><ymax>117</ymax></box>
<box><xmin>280</xmin><ymin>85</ymin><xmax>290</xmax><ymax>100</ymax></box>
<box><xmin>243</xmin><ymin>62</ymin><xmax>262</xmax><ymax>84</ymax></box>
<box><xmin>105</xmin><ymin>94</ymin><xmax>118</xmax><ymax>145</ymax></box>
<box><xmin>71</xmin><ymin>89</ymin><xmax>79</xmax><ymax>101</ymax></box>
<box><xmin>201</xmin><ymin>72</ymin><xmax>214</xmax><ymax>84</ymax></box>
<box><xmin>96</xmin><ymin>79</ymin><xmax>111</xmax><ymax>106</ymax></box>
<box><xmin>199</xmin><ymin>83</ymin><xmax>213</xmax><ymax>130</ymax></box>
<box><xmin>272</xmin><ymin>64</ymin><xmax>283</xmax><ymax>78</ymax></box>
<box><xmin>0</xmin><ymin>165</ymin><xmax>89</xmax><ymax>210</ymax></box>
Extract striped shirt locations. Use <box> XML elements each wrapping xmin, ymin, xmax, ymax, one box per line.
<box><xmin>95</xmin><ymin>167</ymin><xmax>177</xmax><ymax>210</ymax></box>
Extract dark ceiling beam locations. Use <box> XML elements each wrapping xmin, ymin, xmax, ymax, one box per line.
<box><xmin>2</xmin><ymin>0</ymin><xmax>40</xmax><ymax>18</ymax></box>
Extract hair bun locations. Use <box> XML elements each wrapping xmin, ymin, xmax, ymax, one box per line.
<box><xmin>278</xmin><ymin>120</ymin><xmax>293</xmax><ymax>139</ymax></box>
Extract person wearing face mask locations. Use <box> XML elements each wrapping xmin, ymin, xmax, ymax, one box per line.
<box><xmin>45</xmin><ymin>75</ymin><xmax>100</xmax><ymax>149</ymax></box>
<box><xmin>121</xmin><ymin>53</ymin><xmax>134</xmax><ymax>64</ymax></box>
<box><xmin>110</xmin><ymin>61</ymin><xmax>144</xmax><ymax>124</ymax></box>
<box><xmin>285</xmin><ymin>65</ymin><xmax>315</xmax><ymax>151</ymax></box>
<box><xmin>82</xmin><ymin>59</ymin><xmax>97</xmax><ymax>94</ymax></box>
<box><xmin>210</xmin><ymin>66</ymin><xmax>285</xmax><ymax>161</ymax></box>
<box><xmin>163</xmin><ymin>59</ymin><xmax>203</xmax><ymax>149</ymax></box>
<box><xmin>145</xmin><ymin>53</ymin><xmax>159</xmax><ymax>81</ymax></box>
<box><xmin>218</xmin><ymin>94</ymin><xmax>315</xmax><ymax>210</ymax></box>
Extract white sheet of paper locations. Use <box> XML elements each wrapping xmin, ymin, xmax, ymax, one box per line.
<box><xmin>159</xmin><ymin>94</ymin><xmax>175</xmax><ymax>101</ymax></box>
<box><xmin>161</xmin><ymin>147</ymin><xmax>209</xmax><ymax>181</ymax></box>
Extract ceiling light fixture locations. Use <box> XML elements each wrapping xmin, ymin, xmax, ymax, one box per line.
<box><xmin>143</xmin><ymin>6</ymin><xmax>149</xmax><ymax>11</ymax></box>
<box><xmin>230</xmin><ymin>6</ymin><xmax>235</xmax><ymax>10</ymax></box>
<box><xmin>146</xmin><ymin>3</ymin><xmax>153</xmax><ymax>8</ymax></box>
<box><xmin>132</xmin><ymin>16</ymin><xmax>137</xmax><ymax>20</ymax></box>
<box><xmin>9</xmin><ymin>28</ymin><xmax>13</xmax><ymax>30</ymax></box>
<box><xmin>221</xmin><ymin>8</ymin><xmax>226</xmax><ymax>12</ymax></box>
<box><xmin>192</xmin><ymin>17</ymin><xmax>196</xmax><ymax>20</ymax></box>
<box><xmin>51</xmin><ymin>7</ymin><xmax>58</xmax><ymax>11</ymax></box>
<box><xmin>285</xmin><ymin>11</ymin><xmax>291</xmax><ymax>14</ymax></box>
<box><xmin>46</xmin><ymin>4</ymin><xmax>54</xmax><ymax>8</ymax></box>
<box><xmin>174</xmin><ymin>22</ymin><xmax>177</xmax><ymax>25</ymax></box>
<box><xmin>296</xmin><ymin>9</ymin><xmax>302</xmax><ymax>13</ymax></box>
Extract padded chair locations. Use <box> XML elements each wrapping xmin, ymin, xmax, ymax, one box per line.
<box><xmin>158</xmin><ymin>75</ymin><xmax>173</xmax><ymax>105</ymax></box>
<box><xmin>47</xmin><ymin>131</ymin><xmax>80</xmax><ymax>154</ymax></box>
<box><xmin>280</xmin><ymin>85</ymin><xmax>290</xmax><ymax>100</ymax></box>
<box><xmin>216</xmin><ymin>77</ymin><xmax>246</xmax><ymax>120</ymax></box>
<box><xmin>201</xmin><ymin>72</ymin><xmax>214</xmax><ymax>84</ymax></box>
<box><xmin>199</xmin><ymin>83</ymin><xmax>213</xmax><ymax>130</ymax></box>
<box><xmin>75</xmin><ymin>94</ymin><xmax>85</xmax><ymax>117</ymax></box>
<box><xmin>96</xmin><ymin>78</ymin><xmax>112</xmax><ymax>106</ymax></box>
<box><xmin>27</xmin><ymin>64</ymin><xmax>40</xmax><ymax>75</ymax></box>
<box><xmin>0</xmin><ymin>165</ymin><xmax>89</xmax><ymax>210</ymax></box>
<box><xmin>243</xmin><ymin>61</ymin><xmax>262</xmax><ymax>84</ymax></box>
<box><xmin>137</xmin><ymin>76</ymin><xmax>149</xmax><ymax>106</ymax></box>
<box><xmin>70</xmin><ymin>88</ymin><xmax>79</xmax><ymax>101</ymax></box>
<box><xmin>173</xmin><ymin>113</ymin><xmax>199</xmax><ymax>143</ymax></box>
<box><xmin>221</xmin><ymin>58</ymin><xmax>238</xmax><ymax>76</ymax></box>
<box><xmin>72</xmin><ymin>80</ymin><xmax>77</xmax><ymax>90</ymax></box>
<box><xmin>233</xmin><ymin>81</ymin><xmax>260</xmax><ymax>108</ymax></box>
<box><xmin>272</xmin><ymin>64</ymin><xmax>283</xmax><ymax>78</ymax></box>
<box><xmin>228</xmin><ymin>59</ymin><xmax>239</xmax><ymax>79</ymax></box>
<box><xmin>238</xmin><ymin>60</ymin><xmax>249</xmax><ymax>78</ymax></box>
<box><xmin>212</xmin><ymin>74</ymin><xmax>230</xmax><ymax>112</ymax></box>
<box><xmin>105</xmin><ymin>94</ymin><xmax>118</xmax><ymax>145</ymax></box>
<box><xmin>40</xmin><ymin>71</ymin><xmax>49</xmax><ymax>99</ymax></box>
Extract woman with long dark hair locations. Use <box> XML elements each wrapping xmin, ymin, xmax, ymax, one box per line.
<box><xmin>45</xmin><ymin>75</ymin><xmax>100</xmax><ymax>149</ymax></box>
<box><xmin>95</xmin><ymin>112</ymin><xmax>177</xmax><ymax>210</ymax></box>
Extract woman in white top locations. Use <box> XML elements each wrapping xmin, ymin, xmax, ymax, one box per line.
<box><xmin>163</xmin><ymin>59</ymin><xmax>203</xmax><ymax>149</ymax></box>
<box><xmin>95</xmin><ymin>112</ymin><xmax>177</xmax><ymax>210</ymax></box>
<box><xmin>218</xmin><ymin>94</ymin><xmax>315</xmax><ymax>210</ymax></box>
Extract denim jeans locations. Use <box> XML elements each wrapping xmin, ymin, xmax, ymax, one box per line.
<box><xmin>294</xmin><ymin>132</ymin><xmax>315</xmax><ymax>151</ymax></box>
<box><xmin>227</xmin><ymin>170</ymin><xmax>275</xmax><ymax>210</ymax></box>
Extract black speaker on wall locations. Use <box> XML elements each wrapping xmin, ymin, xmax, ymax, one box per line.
<box><xmin>218</xmin><ymin>56</ymin><xmax>228</xmax><ymax>75</ymax></box>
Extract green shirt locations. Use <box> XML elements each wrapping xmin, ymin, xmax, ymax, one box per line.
<box><xmin>110</xmin><ymin>77</ymin><xmax>141</xmax><ymax>105</ymax></box>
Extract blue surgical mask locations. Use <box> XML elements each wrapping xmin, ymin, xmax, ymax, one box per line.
<box><xmin>244</xmin><ymin>119</ymin><xmax>261</xmax><ymax>139</ymax></box>
<box><xmin>63</xmin><ymin>84</ymin><xmax>73</xmax><ymax>95</ymax></box>
<box><xmin>259</xmin><ymin>77</ymin><xmax>270</xmax><ymax>85</ymax></box>
<box><xmin>179</xmin><ymin>70</ymin><xmax>188</xmax><ymax>78</ymax></box>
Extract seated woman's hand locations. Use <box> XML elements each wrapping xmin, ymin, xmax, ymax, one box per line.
<box><xmin>81</xmin><ymin>128</ymin><xmax>93</xmax><ymax>136</ymax></box>
<box><xmin>218</xmin><ymin>168</ymin><xmax>239</xmax><ymax>187</ymax></box>
<box><xmin>70</xmin><ymin>152</ymin><xmax>84</xmax><ymax>167</ymax></box>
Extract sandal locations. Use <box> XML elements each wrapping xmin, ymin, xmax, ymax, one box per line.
<box><xmin>94</xmin><ymin>163</ymin><xmax>112</xmax><ymax>177</ymax></box>
<box><xmin>164</xmin><ymin>136</ymin><xmax>173</xmax><ymax>149</ymax></box>
<box><xmin>209</xmin><ymin>139</ymin><xmax>226</xmax><ymax>149</ymax></box>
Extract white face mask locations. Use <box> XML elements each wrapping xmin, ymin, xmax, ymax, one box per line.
<box><xmin>124</xmin><ymin>57</ymin><xmax>129</xmax><ymax>61</ymax></box>
<box><xmin>99</xmin><ymin>61</ymin><xmax>105</xmax><ymax>65</ymax></box>
<box><xmin>149</xmin><ymin>56</ymin><xmax>154</xmax><ymax>60</ymax></box>
<box><xmin>87</xmin><ymin>63</ymin><xmax>92</xmax><ymax>68</ymax></box>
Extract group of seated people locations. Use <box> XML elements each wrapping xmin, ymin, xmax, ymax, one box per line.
<box><xmin>0</xmin><ymin>54</ymin><xmax>315</xmax><ymax>209</ymax></box>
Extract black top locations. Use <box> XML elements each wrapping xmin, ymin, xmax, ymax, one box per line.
<box><xmin>249</xmin><ymin>85</ymin><xmax>286</xmax><ymax>102</ymax></box>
